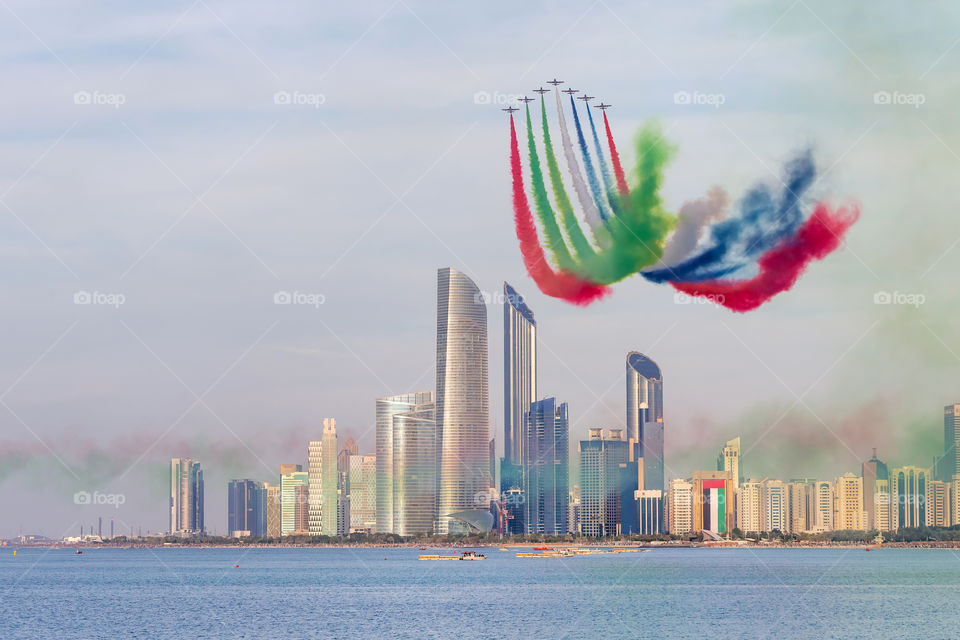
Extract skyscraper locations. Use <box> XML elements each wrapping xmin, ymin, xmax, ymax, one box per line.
<box><xmin>737</xmin><ymin>479</ymin><xmax>762</xmax><ymax>533</ymax></box>
<box><xmin>691</xmin><ymin>470</ymin><xmax>734</xmax><ymax>537</ymax></box>
<box><xmin>348</xmin><ymin>454</ymin><xmax>376</xmax><ymax>532</ymax></box>
<box><xmin>578</xmin><ymin>429</ymin><xmax>628</xmax><ymax>537</ymax></box>
<box><xmin>626</xmin><ymin>352</ymin><xmax>664</xmax><ymax>528</ymax></box>
<box><xmin>523</xmin><ymin>398</ymin><xmax>569</xmax><ymax>535</ymax></box>
<box><xmin>926</xmin><ymin>479</ymin><xmax>950</xmax><ymax>527</ymax></box>
<box><xmin>861</xmin><ymin>449</ymin><xmax>888</xmax><ymax>530</ymax></box>
<box><xmin>761</xmin><ymin>479</ymin><xmax>788</xmax><ymax>533</ymax></box>
<box><xmin>265</xmin><ymin>483</ymin><xmax>282</xmax><ymax>538</ymax></box>
<box><xmin>308</xmin><ymin>441</ymin><xmax>323</xmax><ymax>535</ymax></box>
<box><xmin>717</xmin><ymin>437</ymin><xmax>741</xmax><ymax>490</ymax></box>
<box><xmin>393</xmin><ymin>401</ymin><xmax>437</xmax><ymax>535</ymax></box>
<box><xmin>503</xmin><ymin>282</ymin><xmax>536</xmax><ymax>468</ymax></box>
<box><xmin>436</xmin><ymin>267</ymin><xmax>490</xmax><ymax>534</ymax></box>
<box><xmin>943</xmin><ymin>404</ymin><xmax>960</xmax><ymax>482</ymax></box>
<box><xmin>810</xmin><ymin>480</ymin><xmax>834</xmax><ymax>532</ymax></box>
<box><xmin>376</xmin><ymin>391</ymin><xmax>433</xmax><ymax>534</ymax></box>
<box><xmin>890</xmin><ymin>466</ymin><xmax>930</xmax><ymax>529</ymax></box>
<box><xmin>833</xmin><ymin>473</ymin><xmax>865</xmax><ymax>531</ymax></box>
<box><xmin>667</xmin><ymin>479</ymin><xmax>693</xmax><ymax>536</ymax></box>
<box><xmin>227</xmin><ymin>479</ymin><xmax>266</xmax><ymax>537</ymax></box>
<box><xmin>281</xmin><ymin>470</ymin><xmax>308</xmax><ymax>536</ymax></box>
<box><xmin>322</xmin><ymin>418</ymin><xmax>339</xmax><ymax>536</ymax></box>
<box><xmin>170</xmin><ymin>458</ymin><xmax>204</xmax><ymax>536</ymax></box>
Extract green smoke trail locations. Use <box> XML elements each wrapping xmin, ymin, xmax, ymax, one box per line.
<box><xmin>539</xmin><ymin>96</ymin><xmax>599</xmax><ymax>266</ymax></box>
<box><xmin>524</xmin><ymin>104</ymin><xmax>576</xmax><ymax>272</ymax></box>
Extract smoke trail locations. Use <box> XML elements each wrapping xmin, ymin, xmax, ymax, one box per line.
<box><xmin>585</xmin><ymin>103</ymin><xmax>620</xmax><ymax>216</ymax></box>
<box><xmin>643</xmin><ymin>150</ymin><xmax>816</xmax><ymax>283</ymax></box>
<box><xmin>508</xmin><ymin>113</ymin><xmax>609</xmax><ymax>304</ymax></box>
<box><xmin>539</xmin><ymin>96</ymin><xmax>599</xmax><ymax>266</ymax></box>
<box><xmin>670</xmin><ymin>200</ymin><xmax>860</xmax><ymax>312</ymax></box>
<box><xmin>554</xmin><ymin>88</ymin><xmax>610</xmax><ymax>246</ymax></box>
<box><xmin>524</xmin><ymin>104</ymin><xmax>576</xmax><ymax>272</ymax></box>
<box><xmin>657</xmin><ymin>186</ymin><xmax>729</xmax><ymax>267</ymax></box>
<box><xmin>569</xmin><ymin>95</ymin><xmax>613</xmax><ymax>221</ymax></box>
<box><xmin>603</xmin><ymin>111</ymin><xmax>630</xmax><ymax>196</ymax></box>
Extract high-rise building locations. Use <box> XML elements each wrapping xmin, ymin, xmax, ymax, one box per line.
<box><xmin>810</xmin><ymin>480</ymin><xmax>834</xmax><ymax>532</ymax></box>
<box><xmin>833</xmin><ymin>473</ymin><xmax>865</xmax><ymax>531</ymax></box>
<box><xmin>636</xmin><ymin>490</ymin><xmax>663</xmax><ymax>535</ymax></box>
<box><xmin>348</xmin><ymin>454</ymin><xmax>376</xmax><ymax>532</ymax></box>
<box><xmin>890</xmin><ymin>466</ymin><xmax>930</xmax><ymax>530</ymax></box>
<box><xmin>280</xmin><ymin>470</ymin><xmax>309</xmax><ymax>536</ymax></box>
<box><xmin>667</xmin><ymin>479</ymin><xmax>693</xmax><ymax>536</ymax></box>
<box><xmin>786</xmin><ymin>479</ymin><xmax>816</xmax><ymax>533</ymax></box>
<box><xmin>579</xmin><ymin>429</ymin><xmax>628</xmax><ymax>537</ymax></box>
<box><xmin>376</xmin><ymin>391</ymin><xmax>433</xmax><ymax>534</ymax></box>
<box><xmin>943</xmin><ymin>404</ymin><xmax>960</xmax><ymax>482</ymax></box>
<box><xmin>308</xmin><ymin>440</ymin><xmax>323</xmax><ymax>535</ymax></box>
<box><xmin>567</xmin><ymin>485</ymin><xmax>581</xmax><ymax>535</ymax></box>
<box><xmin>717</xmin><ymin>437</ymin><xmax>741</xmax><ymax>490</ymax></box>
<box><xmin>762</xmin><ymin>480</ymin><xmax>788</xmax><ymax>532</ymax></box>
<box><xmin>691</xmin><ymin>470</ymin><xmax>734</xmax><ymax>537</ymax></box>
<box><xmin>926</xmin><ymin>479</ymin><xmax>950</xmax><ymax>527</ymax></box>
<box><xmin>392</xmin><ymin>400</ymin><xmax>437</xmax><ymax>536</ymax></box>
<box><xmin>737</xmin><ymin>479</ymin><xmax>762</xmax><ymax>533</ymax></box>
<box><xmin>227</xmin><ymin>479</ymin><xmax>266</xmax><ymax>537</ymax></box>
<box><xmin>265</xmin><ymin>483</ymin><xmax>282</xmax><ymax>537</ymax></box>
<box><xmin>170</xmin><ymin>458</ymin><xmax>204</xmax><ymax>536</ymax></box>
<box><xmin>503</xmin><ymin>282</ymin><xmax>536</xmax><ymax>468</ymax></box>
<box><xmin>626</xmin><ymin>352</ymin><xmax>664</xmax><ymax>527</ymax></box>
<box><xmin>523</xmin><ymin>398</ymin><xmax>569</xmax><ymax>535</ymax></box>
<box><xmin>874</xmin><ymin>477</ymin><xmax>893</xmax><ymax>532</ymax></box>
<box><xmin>861</xmin><ymin>450</ymin><xmax>888</xmax><ymax>530</ymax></box>
<box><xmin>321</xmin><ymin>418</ymin><xmax>339</xmax><ymax>536</ymax></box>
<box><xmin>436</xmin><ymin>267</ymin><xmax>490</xmax><ymax>534</ymax></box>
<box><xmin>342</xmin><ymin>437</ymin><xmax>358</xmax><ymax>457</ymax></box>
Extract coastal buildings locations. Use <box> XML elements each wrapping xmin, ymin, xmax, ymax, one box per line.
<box><xmin>227</xmin><ymin>479</ymin><xmax>266</xmax><ymax>537</ymax></box>
<box><xmin>717</xmin><ymin>437</ymin><xmax>741</xmax><ymax>490</ymax></box>
<box><xmin>942</xmin><ymin>404</ymin><xmax>960</xmax><ymax>482</ymax></box>
<box><xmin>737</xmin><ymin>480</ymin><xmax>762</xmax><ymax>533</ymax></box>
<box><xmin>926</xmin><ymin>479</ymin><xmax>950</xmax><ymax>527</ymax></box>
<box><xmin>308</xmin><ymin>441</ymin><xmax>323</xmax><ymax>535</ymax></box>
<box><xmin>523</xmin><ymin>397</ymin><xmax>569</xmax><ymax>535</ymax></box>
<box><xmin>579</xmin><ymin>429</ymin><xmax>629</xmax><ymax>537</ymax></box>
<box><xmin>890</xmin><ymin>466</ymin><xmax>929</xmax><ymax>529</ymax></box>
<box><xmin>280</xmin><ymin>468</ymin><xmax>308</xmax><ymax>536</ymax></box>
<box><xmin>392</xmin><ymin>401</ymin><xmax>437</xmax><ymax>535</ymax></box>
<box><xmin>691</xmin><ymin>471</ymin><xmax>734</xmax><ymax>537</ymax></box>
<box><xmin>626</xmin><ymin>353</ymin><xmax>664</xmax><ymax>530</ymax></box>
<box><xmin>265</xmin><ymin>483</ymin><xmax>282</xmax><ymax>537</ymax></box>
<box><xmin>170</xmin><ymin>458</ymin><xmax>204</xmax><ymax>536</ymax></box>
<box><xmin>862</xmin><ymin>451</ymin><xmax>888</xmax><ymax>530</ymax></box>
<box><xmin>435</xmin><ymin>267</ymin><xmax>490</xmax><ymax>534</ymax></box>
<box><xmin>376</xmin><ymin>391</ymin><xmax>433</xmax><ymax>534</ymax></box>
<box><xmin>833</xmin><ymin>473</ymin><xmax>865</xmax><ymax>531</ymax></box>
<box><xmin>667</xmin><ymin>479</ymin><xmax>693</xmax><ymax>536</ymax></box>
<box><xmin>322</xmin><ymin>419</ymin><xmax>339</xmax><ymax>536</ymax></box>
<box><xmin>348</xmin><ymin>455</ymin><xmax>376</xmax><ymax>532</ymax></box>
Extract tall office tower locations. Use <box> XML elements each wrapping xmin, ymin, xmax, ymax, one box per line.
<box><xmin>874</xmin><ymin>477</ymin><xmax>893</xmax><ymax>531</ymax></box>
<box><xmin>294</xmin><ymin>484</ymin><xmax>310</xmax><ymax>534</ymax></box>
<box><xmin>342</xmin><ymin>437</ymin><xmax>358</xmax><ymax>457</ymax></box>
<box><xmin>321</xmin><ymin>418</ymin><xmax>339</xmax><ymax>536</ymax></box>
<box><xmin>376</xmin><ymin>391</ymin><xmax>433</xmax><ymax>534</ymax></box>
<box><xmin>280</xmin><ymin>470</ymin><xmax>309</xmax><ymax>536</ymax></box>
<box><xmin>943</xmin><ymin>404</ymin><xmax>960</xmax><ymax>482</ymax></box>
<box><xmin>265</xmin><ymin>483</ymin><xmax>282</xmax><ymax>537</ymax></box>
<box><xmin>737</xmin><ymin>479</ymin><xmax>762</xmax><ymax>533</ymax></box>
<box><xmin>833</xmin><ymin>473</ymin><xmax>865</xmax><ymax>531</ymax></box>
<box><xmin>806</xmin><ymin>481</ymin><xmax>834</xmax><ymax>532</ymax></box>
<box><xmin>436</xmin><ymin>267</ymin><xmax>490</xmax><ymax>534</ymax></box>
<box><xmin>786</xmin><ymin>479</ymin><xmax>816</xmax><ymax>533</ymax></box>
<box><xmin>337</xmin><ymin>468</ymin><xmax>350</xmax><ymax>537</ymax></box>
<box><xmin>392</xmin><ymin>402</ymin><xmax>437</xmax><ymax>535</ymax></box>
<box><xmin>717</xmin><ymin>437</ymin><xmax>742</xmax><ymax>490</ymax></box>
<box><xmin>890</xmin><ymin>466</ymin><xmax>930</xmax><ymax>530</ymax></box>
<box><xmin>578</xmin><ymin>429</ymin><xmax>629</xmax><ymax>537</ymax></box>
<box><xmin>170</xmin><ymin>458</ymin><xmax>204</xmax><ymax>536</ymax></box>
<box><xmin>567</xmin><ymin>485</ymin><xmax>581</xmax><ymax>535</ymax></box>
<box><xmin>308</xmin><ymin>439</ymin><xmax>324</xmax><ymax>535</ymax></box>
<box><xmin>522</xmin><ymin>398</ymin><xmax>569</xmax><ymax>535</ymax></box>
<box><xmin>691</xmin><ymin>470</ymin><xmax>734</xmax><ymax>537</ymax></box>
<box><xmin>626</xmin><ymin>353</ymin><xmax>664</xmax><ymax>527</ymax></box>
<box><xmin>667</xmin><ymin>479</ymin><xmax>693</xmax><ymax>536</ymax></box>
<box><xmin>861</xmin><ymin>450</ymin><xmax>888</xmax><ymax>530</ymax></box>
<box><xmin>926</xmin><ymin>480</ymin><xmax>950</xmax><ymax>527</ymax></box>
<box><xmin>227</xmin><ymin>479</ymin><xmax>266</xmax><ymax>537</ymax></box>
<box><xmin>503</xmin><ymin>282</ymin><xmax>536</xmax><ymax>468</ymax></box>
<box><xmin>761</xmin><ymin>479</ymin><xmax>788</xmax><ymax>533</ymax></box>
<box><xmin>348</xmin><ymin>455</ymin><xmax>377</xmax><ymax>532</ymax></box>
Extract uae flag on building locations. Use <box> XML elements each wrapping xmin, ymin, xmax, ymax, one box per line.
<box><xmin>702</xmin><ymin>480</ymin><xmax>726</xmax><ymax>534</ymax></box>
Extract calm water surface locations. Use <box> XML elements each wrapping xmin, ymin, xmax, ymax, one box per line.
<box><xmin>2</xmin><ymin>547</ymin><xmax>960</xmax><ymax>639</ymax></box>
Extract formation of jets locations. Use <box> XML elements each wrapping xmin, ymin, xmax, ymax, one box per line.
<box><xmin>499</xmin><ymin>80</ymin><xmax>611</xmax><ymax>112</ymax></box>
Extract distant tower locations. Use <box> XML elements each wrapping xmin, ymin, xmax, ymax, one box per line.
<box><xmin>436</xmin><ymin>267</ymin><xmax>490</xmax><ymax>534</ymax></box>
<box><xmin>717</xmin><ymin>437</ymin><xmax>742</xmax><ymax>490</ymax></box>
<box><xmin>503</xmin><ymin>282</ymin><xmax>536</xmax><ymax>468</ymax></box>
<box><xmin>626</xmin><ymin>353</ymin><xmax>664</xmax><ymax>531</ymax></box>
<box><xmin>169</xmin><ymin>458</ymin><xmax>204</xmax><ymax>535</ymax></box>
<box><xmin>523</xmin><ymin>398</ymin><xmax>569</xmax><ymax>535</ymax></box>
<box><xmin>376</xmin><ymin>392</ymin><xmax>433</xmax><ymax>534</ymax></box>
<box><xmin>322</xmin><ymin>418</ymin><xmax>339</xmax><ymax>536</ymax></box>
<box><xmin>861</xmin><ymin>449</ymin><xmax>888</xmax><ymax>530</ymax></box>
<box><xmin>943</xmin><ymin>404</ymin><xmax>960</xmax><ymax>481</ymax></box>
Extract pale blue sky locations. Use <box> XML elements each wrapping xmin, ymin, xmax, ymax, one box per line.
<box><xmin>1</xmin><ymin>0</ymin><xmax>959</xmax><ymax>536</ymax></box>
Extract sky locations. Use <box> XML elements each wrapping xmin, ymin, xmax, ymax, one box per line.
<box><xmin>1</xmin><ymin>0</ymin><xmax>959</xmax><ymax>538</ymax></box>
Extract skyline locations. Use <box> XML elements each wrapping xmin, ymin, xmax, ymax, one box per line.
<box><xmin>3</xmin><ymin>1</ymin><xmax>960</xmax><ymax>540</ymax></box>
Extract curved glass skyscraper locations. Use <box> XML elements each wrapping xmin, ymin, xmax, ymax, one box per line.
<box><xmin>626</xmin><ymin>352</ymin><xmax>664</xmax><ymax>532</ymax></box>
<box><xmin>436</xmin><ymin>267</ymin><xmax>489</xmax><ymax>534</ymax></box>
<box><xmin>503</xmin><ymin>282</ymin><xmax>536</xmax><ymax>468</ymax></box>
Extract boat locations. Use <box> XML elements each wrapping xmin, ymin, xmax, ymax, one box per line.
<box><xmin>532</xmin><ymin>547</ymin><xmax>552</xmax><ymax>551</ymax></box>
<box><xmin>74</xmin><ymin>549</ymin><xmax>83</xmax><ymax>555</ymax></box>
<box><xmin>459</xmin><ymin>551</ymin><xmax>486</xmax><ymax>561</ymax></box>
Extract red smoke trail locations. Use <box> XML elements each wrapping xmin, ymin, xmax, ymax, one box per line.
<box><xmin>509</xmin><ymin>114</ymin><xmax>609</xmax><ymax>305</ymax></box>
<box><xmin>671</xmin><ymin>201</ymin><xmax>860</xmax><ymax>312</ymax></box>
<box><xmin>603</xmin><ymin>111</ymin><xmax>630</xmax><ymax>196</ymax></box>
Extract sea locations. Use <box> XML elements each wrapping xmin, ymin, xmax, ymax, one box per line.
<box><xmin>1</xmin><ymin>546</ymin><xmax>959</xmax><ymax>639</ymax></box>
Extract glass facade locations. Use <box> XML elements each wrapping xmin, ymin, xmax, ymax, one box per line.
<box><xmin>170</xmin><ymin>458</ymin><xmax>204</xmax><ymax>535</ymax></box>
<box><xmin>523</xmin><ymin>398</ymin><xmax>568</xmax><ymax>535</ymax></box>
<box><xmin>503</xmin><ymin>282</ymin><xmax>536</xmax><ymax>467</ymax></box>
<box><xmin>626</xmin><ymin>353</ymin><xmax>664</xmax><ymax>531</ymax></box>
<box><xmin>227</xmin><ymin>479</ymin><xmax>266</xmax><ymax>537</ymax></box>
<box><xmin>376</xmin><ymin>392</ymin><xmax>433</xmax><ymax>534</ymax></box>
<box><xmin>436</xmin><ymin>268</ymin><xmax>489</xmax><ymax>534</ymax></box>
<box><xmin>393</xmin><ymin>402</ymin><xmax>437</xmax><ymax>535</ymax></box>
